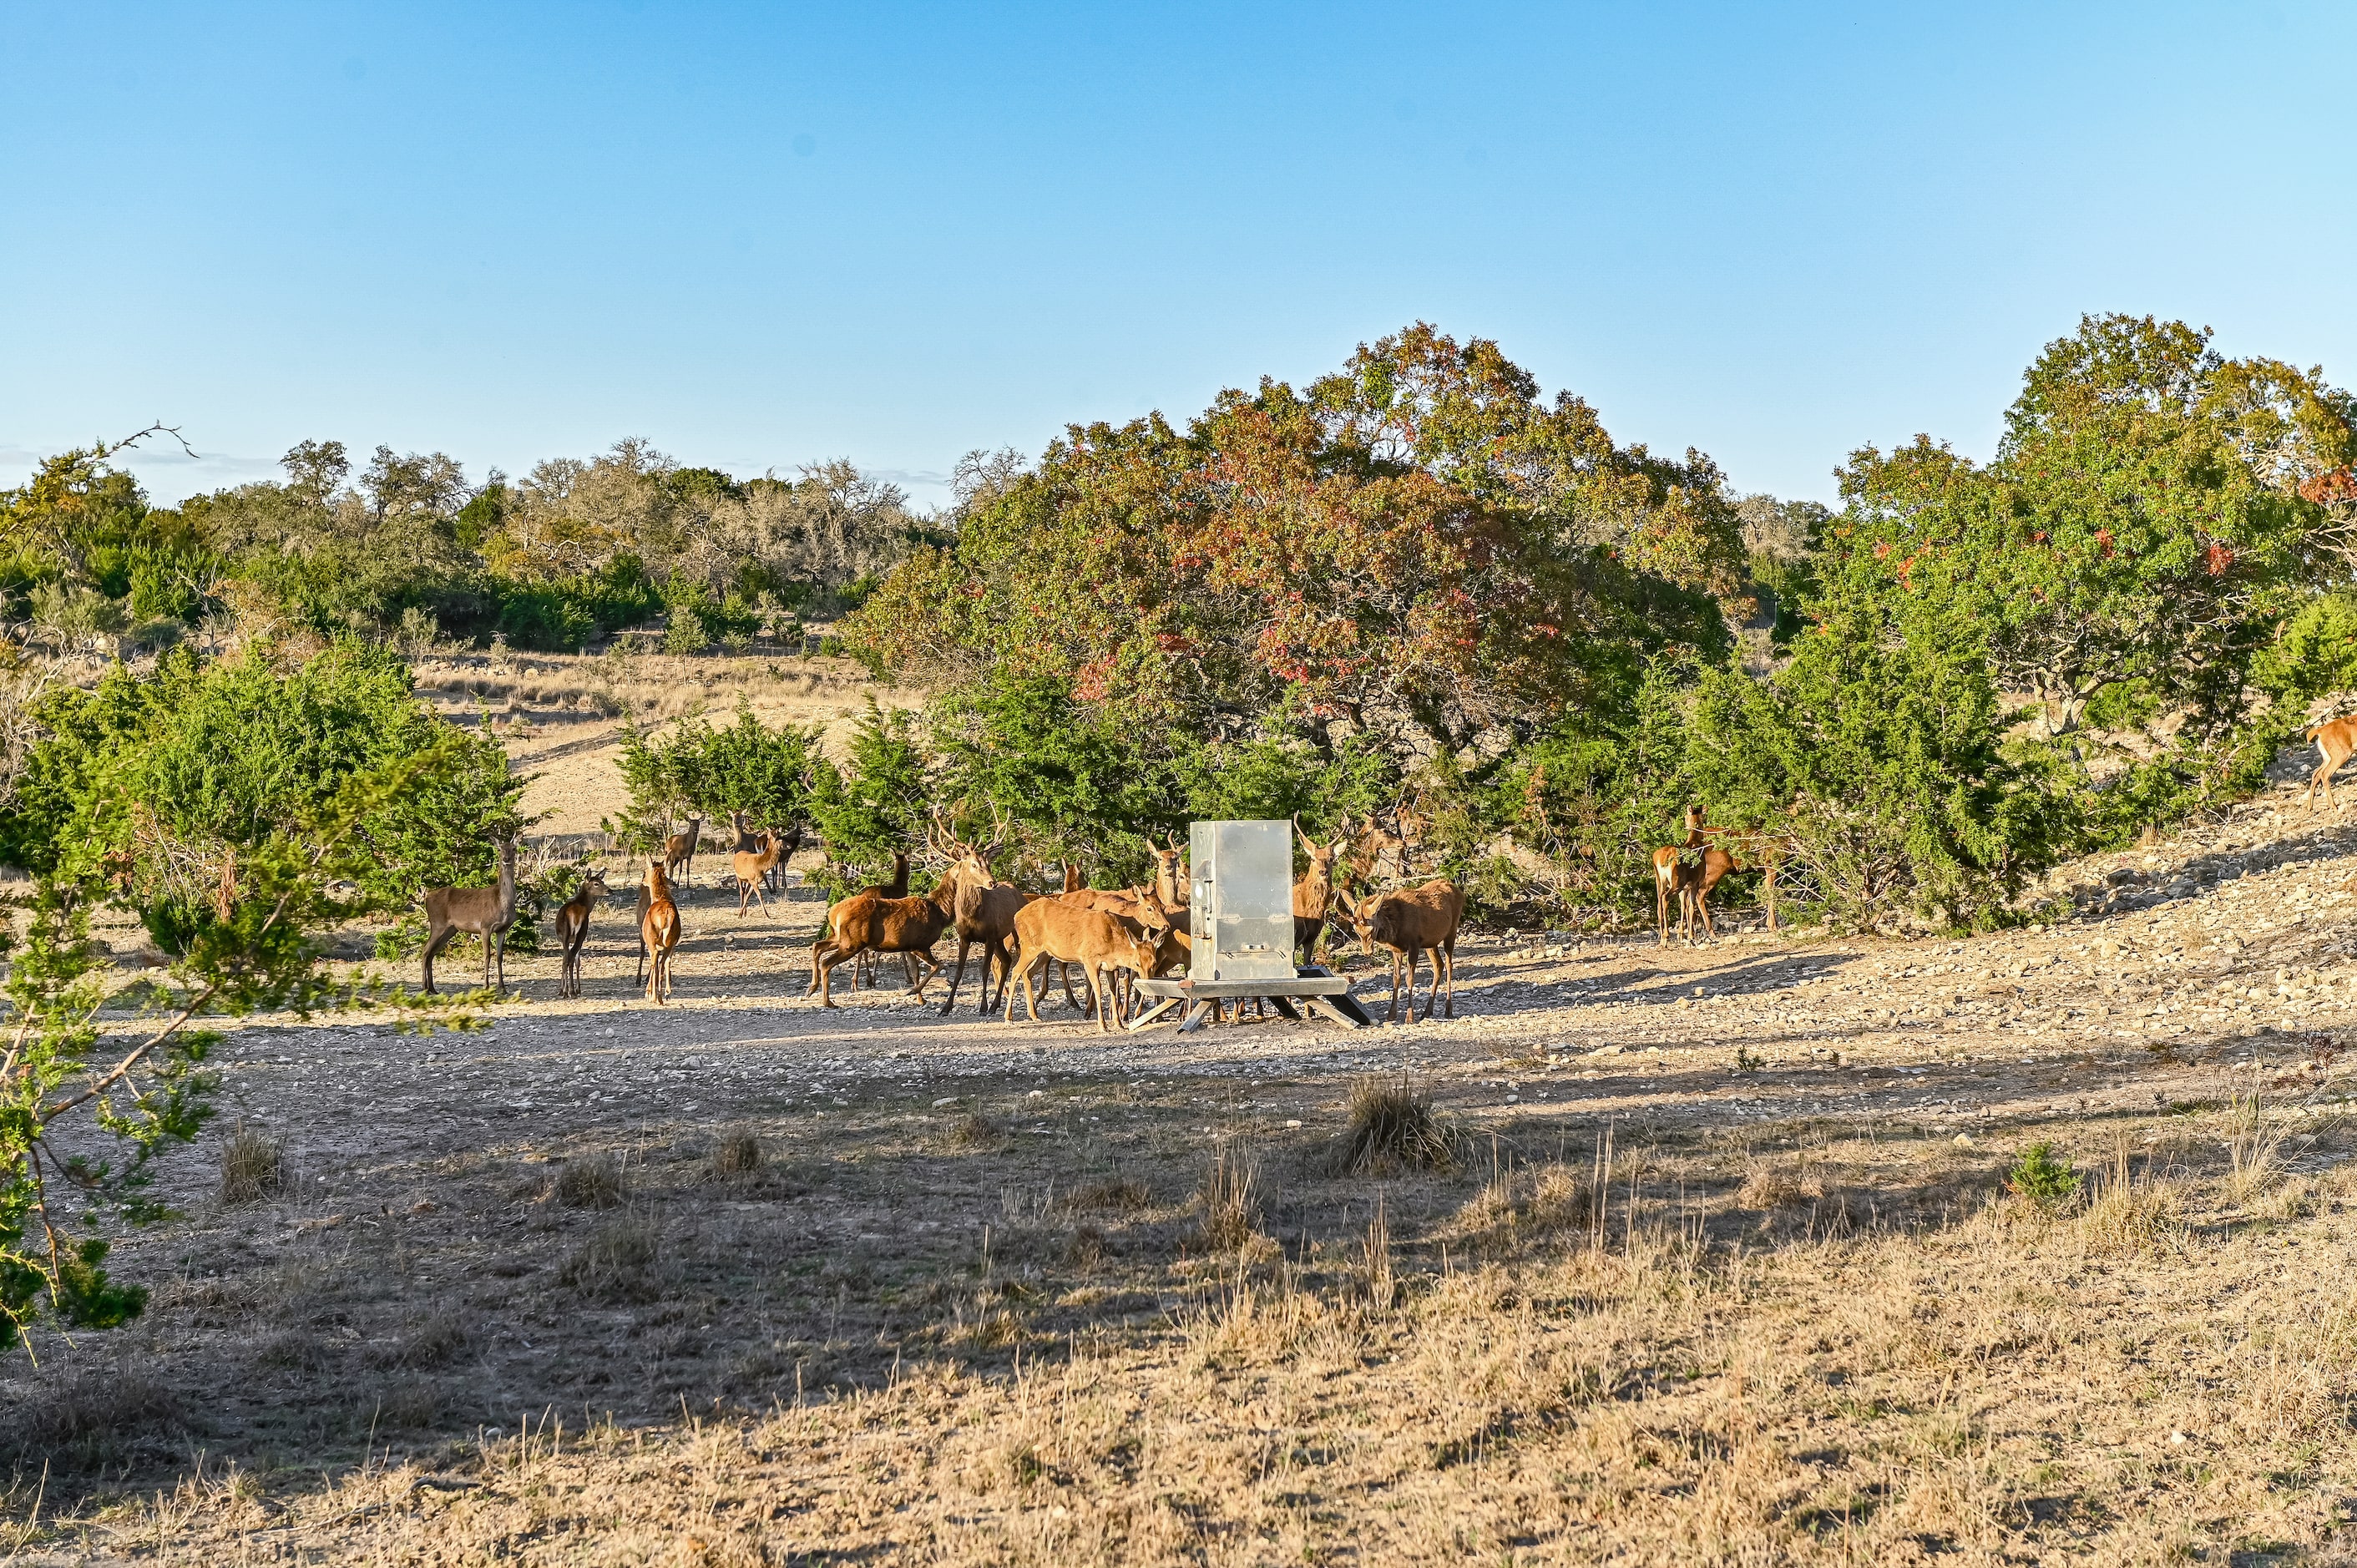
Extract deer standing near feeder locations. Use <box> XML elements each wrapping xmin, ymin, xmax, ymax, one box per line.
<box><xmin>1338</xmin><ymin>878</ymin><xmax>1464</xmax><ymax>1024</ymax></box>
<box><xmin>553</xmin><ymin>868</ymin><xmax>608</xmax><ymax>999</ymax></box>
<box><xmin>807</xmin><ymin>841</ymin><xmax>982</xmax><ymax>1007</ymax></box>
<box><xmin>1005</xmin><ymin>890</ymin><xmax>1171</xmax><ymax>1032</ymax></box>
<box><xmin>935</xmin><ymin>825</ymin><xmax>1030</xmax><ymax>1016</ymax></box>
<box><xmin>420</xmin><ymin>833</ymin><xmax>520</xmax><ymax>994</ymax></box>
<box><xmin>1291</xmin><ymin>817</ymin><xmax>1348</xmax><ymax>966</ymax></box>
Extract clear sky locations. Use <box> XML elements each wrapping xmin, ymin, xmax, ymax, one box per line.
<box><xmin>4</xmin><ymin>1</ymin><xmax>2350</xmax><ymax>513</ymax></box>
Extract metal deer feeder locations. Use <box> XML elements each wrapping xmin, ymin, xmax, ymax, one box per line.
<box><xmin>1128</xmin><ymin>819</ymin><xmax>1371</xmax><ymax>1032</ymax></box>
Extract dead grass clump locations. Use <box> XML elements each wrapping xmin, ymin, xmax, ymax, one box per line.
<box><xmin>1337</xmin><ymin>1077</ymin><xmax>1459</xmax><ymax>1176</ymax></box>
<box><xmin>219</xmin><ymin>1123</ymin><xmax>286</xmax><ymax>1206</ymax></box>
<box><xmin>1458</xmin><ymin>1161</ymin><xmax>1594</xmax><ymax>1253</ymax></box>
<box><xmin>2224</xmin><ymin>1090</ymin><xmax>2289</xmax><ymax>1206</ymax></box>
<box><xmin>711</xmin><ymin>1126</ymin><xmax>763</xmax><ymax>1177</ymax></box>
<box><xmin>554</xmin><ymin>1153</ymin><xmax>628</xmax><ymax>1209</ymax></box>
<box><xmin>947</xmin><ymin>1113</ymin><xmax>999</xmax><ymax>1150</ymax></box>
<box><xmin>558</xmin><ymin>1212</ymin><xmax>662</xmax><ymax>1299</ymax></box>
<box><xmin>1191</xmin><ymin>1146</ymin><xmax>1263</xmax><ymax>1254</ymax></box>
<box><xmin>4</xmin><ymin>1363</ymin><xmax>182</xmax><ymax>1469</ymax></box>
<box><xmin>1064</xmin><ymin>1178</ymin><xmax>1154</xmax><ymax>1214</ymax></box>
<box><xmin>2076</xmin><ymin>1131</ymin><xmax>2186</xmax><ymax>1255</ymax></box>
<box><xmin>370</xmin><ymin>1313</ymin><xmax>469</xmax><ymax>1369</ymax></box>
<box><xmin>1737</xmin><ymin>1162</ymin><xmax>1817</xmax><ymax>1210</ymax></box>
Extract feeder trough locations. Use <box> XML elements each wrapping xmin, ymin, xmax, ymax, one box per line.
<box><xmin>1127</xmin><ymin>819</ymin><xmax>1373</xmax><ymax>1032</ymax></box>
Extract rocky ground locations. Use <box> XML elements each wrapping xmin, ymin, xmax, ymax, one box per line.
<box><xmin>9</xmin><ymin>749</ymin><xmax>2357</xmax><ymax>1564</ymax></box>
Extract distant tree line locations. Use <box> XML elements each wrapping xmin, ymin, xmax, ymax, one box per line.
<box><xmin>0</xmin><ymin>438</ymin><xmax>936</xmax><ymax>654</ymax></box>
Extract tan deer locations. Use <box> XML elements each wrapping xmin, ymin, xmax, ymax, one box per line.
<box><xmin>2306</xmin><ymin>718</ymin><xmax>2357</xmax><ymax>811</ymax></box>
<box><xmin>640</xmin><ymin>859</ymin><xmax>683</xmax><ymax>1004</ymax></box>
<box><xmin>936</xmin><ymin>828</ymin><xmax>1032</xmax><ymax>1016</ymax></box>
<box><xmin>553</xmin><ymin>868</ymin><xmax>608</xmax><ymax>999</ymax></box>
<box><xmin>1005</xmin><ymin>890</ymin><xmax>1171</xmax><ymax>1031</ymax></box>
<box><xmin>662</xmin><ymin>815</ymin><xmax>705</xmax><ymax>888</ymax></box>
<box><xmin>421</xmin><ymin>833</ymin><xmax>520</xmax><ymax>994</ymax></box>
<box><xmin>1338</xmin><ymin>878</ymin><xmax>1464</xmax><ymax>1023</ymax></box>
<box><xmin>731</xmin><ymin>831</ymin><xmax>785</xmax><ymax>917</ymax></box>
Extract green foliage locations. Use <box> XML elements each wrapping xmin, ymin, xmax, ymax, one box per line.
<box><xmin>609</xmin><ymin>701</ymin><xmax>827</xmax><ymax>857</ymax></box>
<box><xmin>805</xmin><ymin>701</ymin><xmax>928</xmax><ymax>894</ymax></box>
<box><xmin>0</xmin><ymin>743</ymin><xmax>482</xmax><ymax>1352</ymax></box>
<box><xmin>1</xmin><ymin>643</ymin><xmax>523</xmax><ymax>953</ymax></box>
<box><xmin>2254</xmin><ymin>593</ymin><xmax>2357</xmax><ymax>703</ymax></box>
<box><xmin>2006</xmin><ymin>1142</ymin><xmax>2083</xmax><ymax>1209</ymax></box>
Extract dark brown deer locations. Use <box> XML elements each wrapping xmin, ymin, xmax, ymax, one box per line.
<box><xmin>662</xmin><ymin>815</ymin><xmax>704</xmax><ymax>888</ymax></box>
<box><xmin>640</xmin><ymin>859</ymin><xmax>682</xmax><ymax>1003</ymax></box>
<box><xmin>2306</xmin><ymin>718</ymin><xmax>2357</xmax><ymax>811</ymax></box>
<box><xmin>808</xmin><ymin>843</ymin><xmax>982</xmax><ymax>1007</ymax></box>
<box><xmin>421</xmin><ymin>833</ymin><xmax>520</xmax><ymax>994</ymax></box>
<box><xmin>837</xmin><ymin>851</ymin><xmax>913</xmax><ymax>990</ymax></box>
<box><xmin>1338</xmin><ymin>879</ymin><xmax>1465</xmax><ymax>1023</ymax></box>
<box><xmin>731</xmin><ymin>831</ymin><xmax>784</xmax><ymax>917</ymax></box>
<box><xmin>553</xmin><ymin>868</ymin><xmax>608</xmax><ymax>999</ymax></box>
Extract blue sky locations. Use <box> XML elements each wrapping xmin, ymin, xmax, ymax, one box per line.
<box><xmin>3</xmin><ymin>1</ymin><xmax>2350</xmax><ymax>512</ymax></box>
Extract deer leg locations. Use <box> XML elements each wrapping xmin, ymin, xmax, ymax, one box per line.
<box><xmin>807</xmin><ymin>938</ymin><xmax>833</xmax><ymax>996</ymax></box>
<box><xmin>1386</xmin><ymin>948</ymin><xmax>1404</xmax><ymax>1022</ymax></box>
<box><xmin>938</xmin><ymin>937</ymin><xmax>972</xmax><ymax>1015</ymax></box>
<box><xmin>1656</xmin><ymin>875</ymin><xmax>1671</xmax><ymax>948</ymax></box>
<box><xmin>1404</xmin><ymin>947</ymin><xmax>1423</xmax><ymax>1024</ymax></box>
<box><xmin>421</xmin><ymin>921</ymin><xmax>453</xmax><ymax>994</ymax></box>
<box><xmin>1441</xmin><ymin>938</ymin><xmax>1456</xmax><ymax>1018</ymax></box>
<box><xmin>1765</xmin><ymin>866</ymin><xmax>1778</xmax><ymax>932</ymax></box>
<box><xmin>817</xmin><ymin>947</ymin><xmax>854</xmax><ymax>1008</ymax></box>
<box><xmin>908</xmin><ymin>949</ymin><xmax>941</xmax><ymax>1004</ymax></box>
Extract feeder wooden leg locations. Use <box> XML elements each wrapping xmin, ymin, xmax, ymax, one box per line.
<box><xmin>1176</xmin><ymin>1001</ymin><xmax>1214</xmax><ymax>1034</ymax></box>
<box><xmin>1305</xmin><ymin>997</ymin><xmax>1367</xmax><ymax>1029</ymax></box>
<box><xmin>1126</xmin><ymin>996</ymin><xmax>1181</xmax><ymax>1032</ymax></box>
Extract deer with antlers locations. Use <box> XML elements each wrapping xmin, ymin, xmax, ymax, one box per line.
<box><xmin>933</xmin><ymin>817</ymin><xmax>1033</xmax><ymax>1015</ymax></box>
<box><xmin>552</xmin><ymin>868</ymin><xmax>608</xmax><ymax>999</ymax></box>
<box><xmin>1337</xmin><ymin>878</ymin><xmax>1464</xmax><ymax>1023</ymax></box>
<box><xmin>807</xmin><ymin>835</ymin><xmax>984</xmax><ymax>1007</ymax></box>
<box><xmin>420</xmin><ymin>832</ymin><xmax>520</xmax><ymax>994</ymax></box>
<box><xmin>1652</xmin><ymin>806</ymin><xmax>1738</xmax><ymax>947</ymax></box>
<box><xmin>2306</xmin><ymin>718</ymin><xmax>2357</xmax><ymax>812</ymax></box>
<box><xmin>1292</xmin><ymin>816</ymin><xmax>1348</xmax><ymax>965</ymax></box>
<box><xmin>640</xmin><ymin>859</ymin><xmax>683</xmax><ymax>1003</ymax></box>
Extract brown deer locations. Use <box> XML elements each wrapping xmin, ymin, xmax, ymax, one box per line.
<box><xmin>1337</xmin><ymin>878</ymin><xmax>1464</xmax><ymax>1023</ymax></box>
<box><xmin>421</xmin><ymin>832</ymin><xmax>520</xmax><ymax>994</ymax></box>
<box><xmin>838</xmin><ymin>851</ymin><xmax>914</xmax><ymax>990</ymax></box>
<box><xmin>1005</xmin><ymin>890</ymin><xmax>1171</xmax><ymax>1031</ymax></box>
<box><xmin>2306</xmin><ymin>718</ymin><xmax>2357</xmax><ymax>811</ymax></box>
<box><xmin>662</xmin><ymin>815</ymin><xmax>705</xmax><ymax>888</ymax></box>
<box><xmin>553</xmin><ymin>868</ymin><xmax>608</xmax><ymax>999</ymax></box>
<box><xmin>640</xmin><ymin>859</ymin><xmax>683</xmax><ymax>1004</ymax></box>
<box><xmin>936</xmin><ymin>829</ymin><xmax>1032</xmax><ymax>1016</ymax></box>
<box><xmin>731</xmin><ymin>831</ymin><xmax>785</xmax><ymax>917</ymax></box>
<box><xmin>1690</xmin><ymin>806</ymin><xmax>1791</xmax><ymax>931</ymax></box>
<box><xmin>1652</xmin><ymin>807</ymin><xmax>1737</xmax><ymax>947</ymax></box>
<box><xmin>1291</xmin><ymin>816</ymin><xmax>1348</xmax><ymax>965</ymax></box>
<box><xmin>807</xmin><ymin>842</ymin><xmax>982</xmax><ymax>1007</ymax></box>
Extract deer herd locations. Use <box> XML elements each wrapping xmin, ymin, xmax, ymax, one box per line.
<box><xmin>412</xmin><ymin>801</ymin><xmax>1804</xmax><ymax>1024</ymax></box>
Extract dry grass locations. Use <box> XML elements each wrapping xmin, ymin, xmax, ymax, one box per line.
<box><xmin>947</xmin><ymin>1112</ymin><xmax>1000</xmax><ymax>1150</ymax></box>
<box><xmin>555</xmin><ymin>1211</ymin><xmax>663</xmax><ymax>1300</ymax></box>
<box><xmin>553</xmin><ymin>1152</ymin><xmax>628</xmax><ymax>1209</ymax></box>
<box><xmin>1337</xmin><ymin>1076</ymin><xmax>1459</xmax><ymax>1175</ymax></box>
<box><xmin>2226</xmin><ymin>1086</ymin><xmax>2291</xmax><ymax>1206</ymax></box>
<box><xmin>710</xmin><ymin>1125</ymin><xmax>763</xmax><ymax>1177</ymax></box>
<box><xmin>1190</xmin><ymin>1145</ymin><xmax>1262</xmax><ymax>1254</ymax></box>
<box><xmin>216</xmin><ymin>1123</ymin><xmax>284</xmax><ymax>1206</ymax></box>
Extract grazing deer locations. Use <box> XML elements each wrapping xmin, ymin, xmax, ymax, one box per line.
<box><xmin>731</xmin><ymin>831</ymin><xmax>785</xmax><ymax>916</ymax></box>
<box><xmin>937</xmin><ymin>828</ymin><xmax>1031</xmax><ymax>1016</ymax></box>
<box><xmin>1338</xmin><ymin>879</ymin><xmax>1464</xmax><ymax>1024</ymax></box>
<box><xmin>640</xmin><ymin>859</ymin><xmax>682</xmax><ymax>1004</ymax></box>
<box><xmin>2306</xmin><ymin>718</ymin><xmax>2357</xmax><ymax>811</ymax></box>
<box><xmin>1652</xmin><ymin>807</ymin><xmax>1737</xmax><ymax>947</ymax></box>
<box><xmin>663</xmin><ymin>815</ymin><xmax>705</xmax><ymax>889</ymax></box>
<box><xmin>553</xmin><ymin>868</ymin><xmax>608</xmax><ymax>999</ymax></box>
<box><xmin>808</xmin><ymin>843</ymin><xmax>980</xmax><ymax>1007</ymax></box>
<box><xmin>1006</xmin><ymin>890</ymin><xmax>1171</xmax><ymax>1032</ymax></box>
<box><xmin>1292</xmin><ymin>816</ymin><xmax>1348</xmax><ymax>965</ymax></box>
<box><xmin>421</xmin><ymin>833</ymin><xmax>520</xmax><ymax>994</ymax></box>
